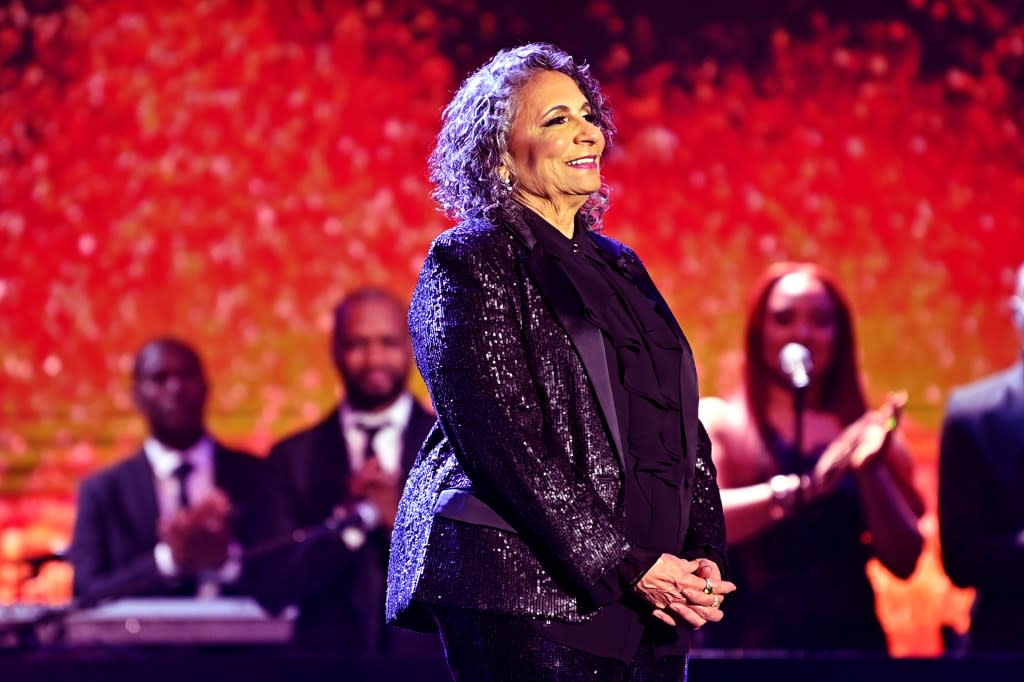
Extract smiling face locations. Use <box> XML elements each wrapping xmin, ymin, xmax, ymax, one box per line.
<box><xmin>760</xmin><ymin>272</ymin><xmax>839</xmax><ymax>388</ymax></box>
<box><xmin>332</xmin><ymin>296</ymin><xmax>412</xmax><ymax>412</ymax></box>
<box><xmin>503</xmin><ymin>70</ymin><xmax>605</xmax><ymax>226</ymax></box>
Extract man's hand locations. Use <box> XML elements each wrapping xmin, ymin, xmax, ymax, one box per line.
<box><xmin>349</xmin><ymin>459</ymin><xmax>400</xmax><ymax>530</ymax></box>
<box><xmin>160</xmin><ymin>489</ymin><xmax>232</xmax><ymax>573</ymax></box>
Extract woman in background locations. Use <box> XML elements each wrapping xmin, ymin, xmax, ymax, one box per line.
<box><xmin>699</xmin><ymin>261</ymin><xmax>924</xmax><ymax>651</ymax></box>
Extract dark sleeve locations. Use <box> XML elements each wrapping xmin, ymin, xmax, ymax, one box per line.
<box><xmin>938</xmin><ymin>402</ymin><xmax>1024</xmax><ymax>588</ymax></box>
<box><xmin>69</xmin><ymin>476</ymin><xmax>163</xmax><ymax>602</ymax></box>
<box><xmin>230</xmin><ymin>453</ymin><xmax>302</xmax><ymax>603</ymax></box>
<box><xmin>679</xmin><ymin>422</ymin><xmax>729</xmax><ymax>578</ymax></box>
<box><xmin>410</xmin><ymin>233</ymin><xmax>630</xmax><ymax>603</ymax></box>
<box><xmin>589</xmin><ymin>547</ymin><xmax>662</xmax><ymax>605</ymax></box>
<box><xmin>252</xmin><ymin>444</ymin><xmax>367</xmax><ymax>613</ymax></box>
<box><xmin>263</xmin><ymin>442</ymin><xmax>302</xmax><ymax>529</ymax></box>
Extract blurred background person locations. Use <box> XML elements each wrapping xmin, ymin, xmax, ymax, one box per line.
<box><xmin>939</xmin><ymin>262</ymin><xmax>1024</xmax><ymax>653</ymax></box>
<box><xmin>387</xmin><ymin>43</ymin><xmax>734</xmax><ymax>681</ymax></box>
<box><xmin>68</xmin><ymin>337</ymin><xmax>279</xmax><ymax>604</ymax></box>
<box><xmin>699</xmin><ymin>262</ymin><xmax>924</xmax><ymax>651</ymax></box>
<box><xmin>266</xmin><ymin>288</ymin><xmax>436</xmax><ymax>652</ymax></box>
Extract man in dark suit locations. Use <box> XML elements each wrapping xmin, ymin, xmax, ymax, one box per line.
<box><xmin>69</xmin><ymin>337</ymin><xmax>280</xmax><ymax>604</ymax></box>
<box><xmin>267</xmin><ymin>287</ymin><xmax>436</xmax><ymax>652</ymax></box>
<box><xmin>939</xmin><ymin>262</ymin><xmax>1024</xmax><ymax>652</ymax></box>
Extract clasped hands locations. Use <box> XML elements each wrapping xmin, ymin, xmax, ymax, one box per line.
<box><xmin>159</xmin><ymin>489</ymin><xmax>233</xmax><ymax>574</ymax></box>
<box><xmin>633</xmin><ymin>554</ymin><xmax>736</xmax><ymax>629</ymax></box>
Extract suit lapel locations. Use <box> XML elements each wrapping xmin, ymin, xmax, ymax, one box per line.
<box><xmin>401</xmin><ymin>402</ymin><xmax>436</xmax><ymax>476</ymax></box>
<box><xmin>520</xmin><ymin>241</ymin><xmax>626</xmax><ymax>470</ymax></box>
<box><xmin>311</xmin><ymin>411</ymin><xmax>350</xmax><ymax>512</ymax></box>
<box><xmin>119</xmin><ymin>451</ymin><xmax>160</xmax><ymax>546</ymax></box>
<box><xmin>212</xmin><ymin>443</ymin><xmax>243</xmax><ymax>501</ymax></box>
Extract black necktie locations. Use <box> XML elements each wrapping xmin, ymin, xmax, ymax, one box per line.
<box><xmin>356</xmin><ymin>423</ymin><xmax>383</xmax><ymax>465</ymax></box>
<box><xmin>172</xmin><ymin>460</ymin><xmax>193</xmax><ymax>509</ymax></box>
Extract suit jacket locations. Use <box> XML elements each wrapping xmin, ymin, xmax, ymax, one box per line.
<box><xmin>387</xmin><ymin>215</ymin><xmax>725</xmax><ymax>633</ymax></box>
<box><xmin>268</xmin><ymin>401</ymin><xmax>434</xmax><ymax>527</ymax></box>
<box><xmin>69</xmin><ymin>442</ymin><xmax>279</xmax><ymax>603</ymax></box>
<box><xmin>939</xmin><ymin>362</ymin><xmax>1024</xmax><ymax>651</ymax></box>
<box><xmin>266</xmin><ymin>399</ymin><xmax>435</xmax><ymax>651</ymax></box>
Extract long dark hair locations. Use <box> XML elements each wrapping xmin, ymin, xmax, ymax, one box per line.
<box><xmin>742</xmin><ymin>262</ymin><xmax>868</xmax><ymax>448</ymax></box>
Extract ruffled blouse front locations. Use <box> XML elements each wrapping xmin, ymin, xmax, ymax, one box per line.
<box><xmin>527</xmin><ymin>211</ymin><xmax>687</xmax><ymax>557</ymax></box>
<box><xmin>522</xmin><ymin>208</ymin><xmax>694</xmax><ymax>661</ymax></box>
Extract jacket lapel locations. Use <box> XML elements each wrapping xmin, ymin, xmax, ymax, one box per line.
<box><xmin>503</xmin><ymin>217</ymin><xmax>626</xmax><ymax>470</ymax></box>
<box><xmin>119</xmin><ymin>451</ymin><xmax>160</xmax><ymax>546</ymax></box>
<box><xmin>402</xmin><ymin>401</ymin><xmax>436</xmax><ymax>476</ymax></box>
<box><xmin>212</xmin><ymin>442</ymin><xmax>242</xmax><ymax>501</ymax></box>
<box><xmin>311</xmin><ymin>411</ymin><xmax>351</xmax><ymax>513</ymax></box>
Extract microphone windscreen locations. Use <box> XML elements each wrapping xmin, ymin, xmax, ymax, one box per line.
<box><xmin>779</xmin><ymin>342</ymin><xmax>812</xmax><ymax>389</ymax></box>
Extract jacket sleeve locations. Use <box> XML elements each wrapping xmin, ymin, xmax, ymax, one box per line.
<box><xmin>410</xmin><ymin>232</ymin><xmax>630</xmax><ymax>602</ymax></box>
<box><xmin>679</xmin><ymin>421</ymin><xmax>729</xmax><ymax>577</ymax></box>
<box><xmin>939</xmin><ymin>399</ymin><xmax>1024</xmax><ymax>589</ymax></box>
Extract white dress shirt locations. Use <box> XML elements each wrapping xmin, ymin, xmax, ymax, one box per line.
<box><xmin>144</xmin><ymin>435</ymin><xmax>240</xmax><ymax>594</ymax></box>
<box><xmin>339</xmin><ymin>392</ymin><xmax>413</xmax><ymax>475</ymax></box>
<box><xmin>333</xmin><ymin>393</ymin><xmax>414</xmax><ymax>551</ymax></box>
<box><xmin>144</xmin><ymin>435</ymin><xmax>216</xmax><ymax>520</ymax></box>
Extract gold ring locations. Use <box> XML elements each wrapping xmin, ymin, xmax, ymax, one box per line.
<box><xmin>711</xmin><ymin>595</ymin><xmax>720</xmax><ymax>609</ymax></box>
<box><xmin>703</xmin><ymin>577</ymin><xmax>715</xmax><ymax>595</ymax></box>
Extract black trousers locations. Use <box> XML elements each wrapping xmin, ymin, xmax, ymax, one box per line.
<box><xmin>433</xmin><ymin>607</ymin><xmax>687</xmax><ymax>682</ymax></box>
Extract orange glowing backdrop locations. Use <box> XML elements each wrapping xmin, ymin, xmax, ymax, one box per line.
<box><xmin>2</xmin><ymin>0</ymin><xmax>1023</xmax><ymax>656</ymax></box>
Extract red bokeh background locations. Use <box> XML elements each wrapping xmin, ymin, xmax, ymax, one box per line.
<box><xmin>2</xmin><ymin>0</ymin><xmax>1023</xmax><ymax>656</ymax></box>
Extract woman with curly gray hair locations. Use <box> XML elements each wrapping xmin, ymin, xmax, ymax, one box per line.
<box><xmin>387</xmin><ymin>43</ymin><xmax>734</xmax><ymax>680</ymax></box>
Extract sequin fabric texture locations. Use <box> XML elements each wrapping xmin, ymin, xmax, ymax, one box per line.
<box><xmin>386</xmin><ymin>217</ymin><xmax>726</xmax><ymax>630</ymax></box>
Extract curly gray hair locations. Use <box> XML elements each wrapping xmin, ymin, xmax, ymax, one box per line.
<box><xmin>429</xmin><ymin>43</ymin><xmax>616</xmax><ymax>230</ymax></box>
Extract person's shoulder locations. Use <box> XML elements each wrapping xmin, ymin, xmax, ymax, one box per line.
<box><xmin>431</xmin><ymin>217</ymin><xmax>516</xmax><ymax>255</ymax></box>
<box><xmin>77</xmin><ymin>450</ymin><xmax>145</xmax><ymax>495</ymax></box>
<box><xmin>267</xmin><ymin>411</ymin><xmax>337</xmax><ymax>458</ymax></box>
<box><xmin>946</xmin><ymin>364</ymin><xmax>1020</xmax><ymax>416</ymax></box>
<box><xmin>213</xmin><ymin>440</ymin><xmax>261</xmax><ymax>462</ymax></box>
<box><xmin>210</xmin><ymin>441</ymin><xmax>268</xmax><ymax>483</ymax></box>
<box><xmin>588</xmin><ymin>229</ymin><xmax>632</xmax><ymax>259</ymax></box>
<box><xmin>422</xmin><ymin>219</ymin><xmax>522</xmax><ymax>285</ymax></box>
<box><xmin>410</xmin><ymin>397</ymin><xmax>436</xmax><ymax>423</ymax></box>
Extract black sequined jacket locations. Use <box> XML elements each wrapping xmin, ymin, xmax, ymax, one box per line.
<box><xmin>386</xmin><ymin>214</ymin><xmax>726</xmax><ymax>631</ymax></box>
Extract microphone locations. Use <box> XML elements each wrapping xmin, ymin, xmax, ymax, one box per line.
<box><xmin>779</xmin><ymin>342</ymin><xmax>812</xmax><ymax>390</ymax></box>
<box><xmin>323</xmin><ymin>501</ymin><xmax>382</xmax><ymax>551</ymax></box>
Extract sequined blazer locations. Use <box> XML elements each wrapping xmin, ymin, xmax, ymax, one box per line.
<box><xmin>386</xmin><ymin>214</ymin><xmax>725</xmax><ymax>631</ymax></box>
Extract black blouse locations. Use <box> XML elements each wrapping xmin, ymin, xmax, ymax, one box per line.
<box><xmin>523</xmin><ymin>208</ymin><xmax>694</xmax><ymax>661</ymax></box>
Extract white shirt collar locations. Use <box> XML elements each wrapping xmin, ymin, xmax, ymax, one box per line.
<box><xmin>144</xmin><ymin>434</ymin><xmax>215</xmax><ymax>479</ymax></box>
<box><xmin>339</xmin><ymin>392</ymin><xmax>413</xmax><ymax>431</ymax></box>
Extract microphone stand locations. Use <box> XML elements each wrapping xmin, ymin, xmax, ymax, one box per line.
<box><xmin>789</xmin><ymin>382</ymin><xmax>809</xmax><ymax>649</ymax></box>
<box><xmin>792</xmin><ymin>384</ymin><xmax>806</xmax><ymax>503</ymax></box>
